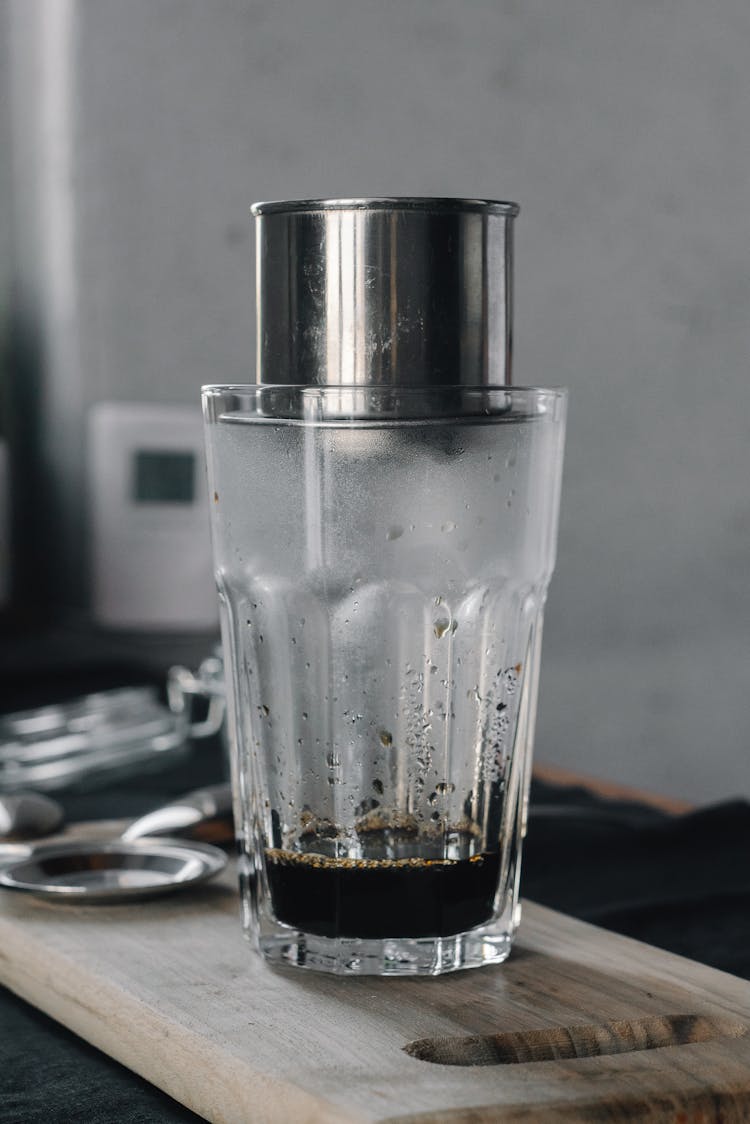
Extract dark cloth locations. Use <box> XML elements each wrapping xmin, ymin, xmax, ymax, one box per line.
<box><xmin>0</xmin><ymin>995</ymin><xmax>205</xmax><ymax>1124</ymax></box>
<box><xmin>524</xmin><ymin>784</ymin><xmax>750</xmax><ymax>981</ymax></box>
<box><xmin>1</xmin><ymin>640</ymin><xmax>748</xmax><ymax>1121</ymax></box>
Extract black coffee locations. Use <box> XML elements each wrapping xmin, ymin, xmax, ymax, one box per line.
<box><xmin>265</xmin><ymin>847</ymin><xmax>500</xmax><ymax>939</ymax></box>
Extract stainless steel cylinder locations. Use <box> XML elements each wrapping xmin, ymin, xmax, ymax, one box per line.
<box><xmin>252</xmin><ymin>198</ymin><xmax>519</xmax><ymax>389</ymax></box>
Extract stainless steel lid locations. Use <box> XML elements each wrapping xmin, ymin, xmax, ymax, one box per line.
<box><xmin>252</xmin><ymin>198</ymin><xmax>519</xmax><ymax>388</ymax></box>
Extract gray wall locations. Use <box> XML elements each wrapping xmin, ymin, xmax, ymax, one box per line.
<box><xmin>7</xmin><ymin>0</ymin><xmax>750</xmax><ymax>802</ymax></box>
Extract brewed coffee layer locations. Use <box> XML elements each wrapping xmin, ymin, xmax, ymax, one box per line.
<box><xmin>265</xmin><ymin>844</ymin><xmax>500</xmax><ymax>939</ymax></box>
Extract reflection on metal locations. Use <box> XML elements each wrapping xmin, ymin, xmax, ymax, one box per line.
<box><xmin>0</xmin><ymin>837</ymin><xmax>227</xmax><ymax>902</ymax></box>
<box><xmin>253</xmin><ymin>198</ymin><xmax>518</xmax><ymax>391</ymax></box>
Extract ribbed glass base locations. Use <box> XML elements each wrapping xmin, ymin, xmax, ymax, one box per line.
<box><xmin>256</xmin><ymin>925</ymin><xmax>514</xmax><ymax>976</ymax></box>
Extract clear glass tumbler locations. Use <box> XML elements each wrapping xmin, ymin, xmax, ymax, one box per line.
<box><xmin>203</xmin><ymin>384</ymin><xmax>566</xmax><ymax>975</ymax></box>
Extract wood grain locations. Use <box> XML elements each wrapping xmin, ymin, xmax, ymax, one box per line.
<box><xmin>403</xmin><ymin>1013</ymin><xmax>748</xmax><ymax>1065</ymax></box>
<box><xmin>1</xmin><ymin>844</ymin><xmax>749</xmax><ymax>1122</ymax></box>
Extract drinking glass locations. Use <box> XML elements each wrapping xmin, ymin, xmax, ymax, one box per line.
<box><xmin>203</xmin><ymin>384</ymin><xmax>566</xmax><ymax>975</ymax></box>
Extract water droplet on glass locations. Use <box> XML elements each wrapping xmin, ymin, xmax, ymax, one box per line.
<box><xmin>436</xmin><ymin>781</ymin><xmax>455</xmax><ymax>795</ymax></box>
<box><xmin>379</xmin><ymin>730</ymin><xmax>393</xmax><ymax>747</ymax></box>
<box><xmin>433</xmin><ymin>617</ymin><xmax>451</xmax><ymax>639</ymax></box>
<box><xmin>428</xmin><ymin>791</ymin><xmax>438</xmax><ymax>806</ymax></box>
<box><xmin>373</xmin><ymin>778</ymin><xmax>384</xmax><ymax>795</ymax></box>
<box><xmin>441</xmin><ymin>521</ymin><xmax>456</xmax><ymax>533</ymax></box>
<box><xmin>386</xmin><ymin>525</ymin><xmax>404</xmax><ymax>541</ymax></box>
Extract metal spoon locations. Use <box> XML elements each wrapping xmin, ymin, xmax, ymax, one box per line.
<box><xmin>121</xmin><ymin>783</ymin><xmax>234</xmax><ymax>845</ymax></box>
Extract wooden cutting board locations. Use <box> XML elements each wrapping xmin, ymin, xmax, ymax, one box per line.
<box><xmin>1</xmin><ymin>829</ymin><xmax>749</xmax><ymax>1123</ymax></box>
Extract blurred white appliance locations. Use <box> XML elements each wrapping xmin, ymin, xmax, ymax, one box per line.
<box><xmin>88</xmin><ymin>403</ymin><xmax>216</xmax><ymax>630</ymax></box>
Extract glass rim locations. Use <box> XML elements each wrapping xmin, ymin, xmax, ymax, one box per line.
<box><xmin>202</xmin><ymin>384</ymin><xmax>567</xmax><ymax>399</ymax></box>
<box><xmin>202</xmin><ymin>385</ymin><xmax>567</xmax><ymax>428</ymax></box>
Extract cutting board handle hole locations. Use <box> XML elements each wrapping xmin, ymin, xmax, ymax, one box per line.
<box><xmin>403</xmin><ymin>1014</ymin><xmax>748</xmax><ymax>1066</ymax></box>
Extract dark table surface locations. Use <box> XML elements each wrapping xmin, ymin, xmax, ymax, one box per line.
<box><xmin>1</xmin><ymin>632</ymin><xmax>749</xmax><ymax>1123</ymax></box>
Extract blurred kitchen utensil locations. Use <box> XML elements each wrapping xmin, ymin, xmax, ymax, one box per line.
<box><xmin>0</xmin><ymin>838</ymin><xmax>226</xmax><ymax>903</ymax></box>
<box><xmin>0</xmin><ymin>791</ymin><xmax>65</xmax><ymax>840</ymax></box>
<box><xmin>121</xmin><ymin>783</ymin><xmax>233</xmax><ymax>845</ymax></box>
<box><xmin>0</xmin><ymin>784</ymin><xmax>234</xmax><ymax>902</ymax></box>
<box><xmin>0</xmin><ymin>687</ymin><xmax>189</xmax><ymax>793</ymax></box>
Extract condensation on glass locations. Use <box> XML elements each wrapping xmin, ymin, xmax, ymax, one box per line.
<box><xmin>203</xmin><ymin>383</ymin><xmax>566</xmax><ymax>975</ymax></box>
